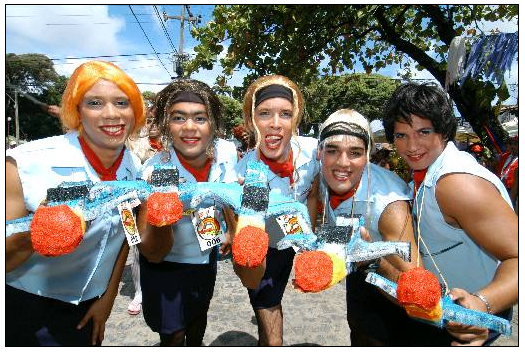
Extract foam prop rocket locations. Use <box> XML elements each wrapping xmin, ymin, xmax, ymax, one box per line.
<box><xmin>365</xmin><ymin>268</ymin><xmax>512</xmax><ymax>336</ymax></box>
<box><xmin>6</xmin><ymin>161</ymin><xmax>314</xmax><ymax>261</ymax></box>
<box><xmin>6</xmin><ymin>167</ymin><xmax>182</xmax><ymax>256</ymax></box>
<box><xmin>177</xmin><ymin>160</ymin><xmax>314</xmax><ymax>268</ymax></box>
<box><xmin>277</xmin><ymin>217</ymin><xmax>411</xmax><ymax>293</ymax></box>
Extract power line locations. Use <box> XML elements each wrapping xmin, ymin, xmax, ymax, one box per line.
<box><xmin>6</xmin><ymin>52</ymin><xmax>171</xmax><ymax>62</ymax></box>
<box><xmin>127</xmin><ymin>5</ymin><xmax>172</xmax><ymax>76</ymax></box>
<box><xmin>49</xmin><ymin>58</ymin><xmax>161</xmax><ymax>66</ymax></box>
<box><xmin>153</xmin><ymin>5</ymin><xmax>177</xmax><ymax>52</ymax></box>
<box><xmin>6</xmin><ymin>13</ymin><xmax>153</xmax><ymax>17</ymax></box>
<box><xmin>43</xmin><ymin>21</ymin><xmax>153</xmax><ymax>25</ymax></box>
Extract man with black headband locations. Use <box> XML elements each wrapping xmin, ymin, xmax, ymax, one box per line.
<box><xmin>137</xmin><ymin>79</ymin><xmax>238</xmax><ymax>346</ymax></box>
<box><xmin>316</xmin><ymin>109</ymin><xmax>419</xmax><ymax>346</ymax></box>
<box><xmin>231</xmin><ymin>75</ymin><xmax>319</xmax><ymax>346</ymax></box>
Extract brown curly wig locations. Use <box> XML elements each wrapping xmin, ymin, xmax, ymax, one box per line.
<box><xmin>153</xmin><ymin>78</ymin><xmax>223</xmax><ymax>160</ymax></box>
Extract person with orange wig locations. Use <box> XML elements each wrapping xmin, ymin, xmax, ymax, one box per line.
<box><xmin>6</xmin><ymin>60</ymin><xmax>145</xmax><ymax>346</ymax></box>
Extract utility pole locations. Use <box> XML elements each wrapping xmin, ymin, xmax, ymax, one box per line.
<box><xmin>5</xmin><ymin>90</ymin><xmax>15</xmax><ymax>147</ymax></box>
<box><xmin>14</xmin><ymin>89</ymin><xmax>19</xmax><ymax>145</ymax></box>
<box><xmin>163</xmin><ymin>5</ymin><xmax>201</xmax><ymax>78</ymax></box>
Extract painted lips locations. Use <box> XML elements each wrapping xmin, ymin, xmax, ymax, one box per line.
<box><xmin>181</xmin><ymin>137</ymin><xmax>200</xmax><ymax>145</ymax></box>
<box><xmin>101</xmin><ymin>125</ymin><xmax>125</xmax><ymax>137</ymax></box>
<box><xmin>264</xmin><ymin>135</ymin><xmax>282</xmax><ymax>150</ymax></box>
<box><xmin>332</xmin><ymin>170</ymin><xmax>350</xmax><ymax>181</ymax></box>
<box><xmin>407</xmin><ymin>153</ymin><xmax>424</xmax><ymax>162</ymax></box>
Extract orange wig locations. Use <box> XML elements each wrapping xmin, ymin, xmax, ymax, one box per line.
<box><xmin>60</xmin><ymin>60</ymin><xmax>145</xmax><ymax>135</ymax></box>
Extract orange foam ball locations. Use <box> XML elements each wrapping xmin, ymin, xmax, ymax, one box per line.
<box><xmin>397</xmin><ymin>267</ymin><xmax>441</xmax><ymax>310</ymax></box>
<box><xmin>31</xmin><ymin>205</ymin><xmax>85</xmax><ymax>256</ymax></box>
<box><xmin>232</xmin><ymin>225</ymin><xmax>269</xmax><ymax>268</ymax></box>
<box><xmin>294</xmin><ymin>251</ymin><xmax>333</xmax><ymax>292</ymax></box>
<box><xmin>147</xmin><ymin>192</ymin><xmax>183</xmax><ymax>227</ymax></box>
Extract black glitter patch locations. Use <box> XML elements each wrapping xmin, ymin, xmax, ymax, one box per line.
<box><xmin>47</xmin><ymin>182</ymin><xmax>91</xmax><ymax>203</ymax></box>
<box><xmin>241</xmin><ymin>185</ymin><xmax>269</xmax><ymax>212</ymax></box>
<box><xmin>440</xmin><ymin>284</ymin><xmax>447</xmax><ymax>297</ymax></box>
<box><xmin>150</xmin><ymin>168</ymin><xmax>179</xmax><ymax>187</ymax></box>
<box><xmin>315</xmin><ymin>225</ymin><xmax>352</xmax><ymax>244</ymax></box>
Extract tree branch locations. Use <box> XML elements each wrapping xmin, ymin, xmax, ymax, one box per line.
<box><xmin>374</xmin><ymin>7</ymin><xmax>446</xmax><ymax>84</ymax></box>
<box><xmin>420</xmin><ymin>5</ymin><xmax>457</xmax><ymax>45</ymax></box>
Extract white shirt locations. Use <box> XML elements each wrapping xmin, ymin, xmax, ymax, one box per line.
<box><xmin>139</xmin><ymin>138</ymin><xmax>238</xmax><ymax>264</ymax></box>
<box><xmin>233</xmin><ymin>136</ymin><xmax>320</xmax><ymax>247</ymax></box>
<box><xmin>321</xmin><ymin>162</ymin><xmax>411</xmax><ymax>243</ymax></box>
<box><xmin>6</xmin><ymin>131</ymin><xmax>141</xmax><ymax>304</ymax></box>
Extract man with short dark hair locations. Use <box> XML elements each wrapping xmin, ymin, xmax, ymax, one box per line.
<box><xmin>382</xmin><ymin>82</ymin><xmax>518</xmax><ymax>346</ymax></box>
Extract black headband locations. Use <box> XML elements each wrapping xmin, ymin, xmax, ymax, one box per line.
<box><xmin>319</xmin><ymin>121</ymin><xmax>370</xmax><ymax>149</ymax></box>
<box><xmin>254</xmin><ymin>84</ymin><xmax>293</xmax><ymax>107</ymax></box>
<box><xmin>170</xmin><ymin>91</ymin><xmax>205</xmax><ymax>105</ymax></box>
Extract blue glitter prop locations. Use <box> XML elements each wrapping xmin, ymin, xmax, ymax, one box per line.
<box><xmin>365</xmin><ymin>272</ymin><xmax>512</xmax><ymax>336</ymax></box>
<box><xmin>6</xmin><ymin>167</ymin><xmax>180</xmax><ymax>237</ymax></box>
<box><xmin>177</xmin><ymin>160</ymin><xmax>315</xmax><ymax>235</ymax></box>
<box><xmin>6</xmin><ymin>161</ymin><xmax>314</xmax><ymax>241</ymax></box>
<box><xmin>277</xmin><ymin>216</ymin><xmax>411</xmax><ymax>276</ymax></box>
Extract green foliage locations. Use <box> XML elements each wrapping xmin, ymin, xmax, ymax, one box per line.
<box><xmin>6</xmin><ymin>53</ymin><xmax>65</xmax><ymax>140</ymax></box>
<box><xmin>389</xmin><ymin>148</ymin><xmax>411</xmax><ymax>183</ymax></box>
<box><xmin>188</xmin><ymin>5</ymin><xmax>516</xmax><ymax>88</ymax></box>
<box><xmin>217</xmin><ymin>94</ymin><xmax>243</xmax><ymax>138</ymax></box>
<box><xmin>187</xmin><ymin>5</ymin><xmax>517</xmax><ymax>153</ymax></box>
<box><xmin>6</xmin><ymin>53</ymin><xmax>59</xmax><ymax>92</ymax></box>
<box><xmin>142</xmin><ymin>91</ymin><xmax>157</xmax><ymax>109</ymax></box>
<box><xmin>303</xmin><ymin>73</ymin><xmax>399</xmax><ymax>132</ymax></box>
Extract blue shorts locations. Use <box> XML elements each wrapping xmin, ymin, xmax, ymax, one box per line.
<box><xmin>248</xmin><ymin>247</ymin><xmax>295</xmax><ymax>309</ymax></box>
<box><xmin>5</xmin><ymin>285</ymin><xmax>98</xmax><ymax>346</ymax></box>
<box><xmin>140</xmin><ymin>250</ymin><xmax>217</xmax><ymax>334</ymax></box>
<box><xmin>346</xmin><ymin>271</ymin><xmax>512</xmax><ymax>346</ymax></box>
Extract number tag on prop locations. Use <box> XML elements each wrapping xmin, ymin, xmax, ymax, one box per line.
<box><xmin>118</xmin><ymin>202</ymin><xmax>141</xmax><ymax>246</ymax></box>
<box><xmin>336</xmin><ymin>215</ymin><xmax>360</xmax><ymax>229</ymax></box>
<box><xmin>276</xmin><ymin>213</ymin><xmax>308</xmax><ymax>236</ymax></box>
<box><xmin>192</xmin><ymin>205</ymin><xmax>225</xmax><ymax>251</ymax></box>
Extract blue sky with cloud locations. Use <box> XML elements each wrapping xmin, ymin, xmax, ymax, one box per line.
<box><xmin>5</xmin><ymin>4</ymin><xmax>518</xmax><ymax>132</ymax></box>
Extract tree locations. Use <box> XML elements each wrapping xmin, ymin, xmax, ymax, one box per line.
<box><xmin>142</xmin><ymin>91</ymin><xmax>157</xmax><ymax>110</ymax></box>
<box><xmin>187</xmin><ymin>5</ymin><xmax>518</xmax><ymax>154</ymax></box>
<box><xmin>6</xmin><ymin>53</ymin><xmax>59</xmax><ymax>93</ymax></box>
<box><xmin>6</xmin><ymin>53</ymin><xmax>65</xmax><ymax>141</ymax></box>
<box><xmin>217</xmin><ymin>94</ymin><xmax>243</xmax><ymax>138</ymax></box>
<box><xmin>303</xmin><ymin>73</ymin><xmax>399</xmax><ymax>135</ymax></box>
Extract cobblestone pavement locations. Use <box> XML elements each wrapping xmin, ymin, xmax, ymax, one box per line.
<box><xmin>103</xmin><ymin>258</ymin><xmax>518</xmax><ymax>346</ymax></box>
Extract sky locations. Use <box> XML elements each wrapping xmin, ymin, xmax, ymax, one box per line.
<box><xmin>4</xmin><ymin>4</ymin><xmax>519</xmax><ymax>132</ymax></box>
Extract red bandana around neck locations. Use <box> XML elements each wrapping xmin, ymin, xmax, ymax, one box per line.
<box><xmin>329</xmin><ymin>181</ymin><xmax>360</xmax><ymax>210</ymax></box>
<box><xmin>413</xmin><ymin>168</ymin><xmax>428</xmax><ymax>194</ymax></box>
<box><xmin>175</xmin><ymin>150</ymin><xmax>212</xmax><ymax>182</ymax></box>
<box><xmin>78</xmin><ymin>136</ymin><xmax>125</xmax><ymax>181</ymax></box>
<box><xmin>149</xmin><ymin>138</ymin><xmax>163</xmax><ymax>151</ymax></box>
<box><xmin>259</xmin><ymin>149</ymin><xmax>294</xmax><ymax>185</ymax></box>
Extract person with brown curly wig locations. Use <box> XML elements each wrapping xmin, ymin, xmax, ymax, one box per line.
<box><xmin>136</xmin><ymin>78</ymin><xmax>238</xmax><ymax>346</ymax></box>
<box><xmin>230</xmin><ymin>75</ymin><xmax>320</xmax><ymax>346</ymax></box>
<box><xmin>6</xmin><ymin>60</ymin><xmax>145</xmax><ymax>346</ymax></box>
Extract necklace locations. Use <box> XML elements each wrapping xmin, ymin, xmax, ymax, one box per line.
<box><xmin>414</xmin><ymin>179</ymin><xmax>450</xmax><ymax>294</ymax></box>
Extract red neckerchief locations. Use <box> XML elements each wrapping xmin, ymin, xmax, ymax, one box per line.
<box><xmin>175</xmin><ymin>150</ymin><xmax>212</xmax><ymax>182</ymax></box>
<box><xmin>259</xmin><ymin>149</ymin><xmax>294</xmax><ymax>185</ymax></box>
<box><xmin>78</xmin><ymin>136</ymin><xmax>125</xmax><ymax>181</ymax></box>
<box><xmin>329</xmin><ymin>181</ymin><xmax>360</xmax><ymax>210</ymax></box>
<box><xmin>495</xmin><ymin>151</ymin><xmax>511</xmax><ymax>176</ymax></box>
<box><xmin>413</xmin><ymin>168</ymin><xmax>428</xmax><ymax>195</ymax></box>
<box><xmin>149</xmin><ymin>138</ymin><xmax>163</xmax><ymax>151</ymax></box>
